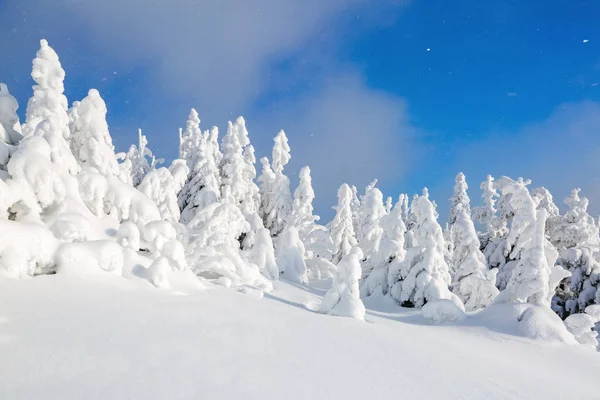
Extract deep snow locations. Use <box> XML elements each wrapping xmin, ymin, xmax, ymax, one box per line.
<box><xmin>0</xmin><ymin>275</ymin><xmax>597</xmax><ymax>400</ymax></box>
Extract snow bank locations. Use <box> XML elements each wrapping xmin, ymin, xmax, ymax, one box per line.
<box><xmin>422</xmin><ymin>299</ymin><xmax>466</xmax><ymax>324</ymax></box>
<box><xmin>56</xmin><ymin>240</ymin><xmax>124</xmax><ymax>276</ymax></box>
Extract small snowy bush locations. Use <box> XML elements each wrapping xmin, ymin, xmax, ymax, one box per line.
<box><xmin>320</xmin><ymin>247</ymin><xmax>365</xmax><ymax>319</ymax></box>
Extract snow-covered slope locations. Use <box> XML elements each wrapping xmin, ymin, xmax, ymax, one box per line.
<box><xmin>0</xmin><ymin>276</ymin><xmax>597</xmax><ymax>400</ymax></box>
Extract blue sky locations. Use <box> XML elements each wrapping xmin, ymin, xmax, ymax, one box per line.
<box><xmin>1</xmin><ymin>0</ymin><xmax>599</xmax><ymax>220</ymax></box>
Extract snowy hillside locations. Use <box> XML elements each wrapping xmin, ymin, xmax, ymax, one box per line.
<box><xmin>0</xmin><ymin>275</ymin><xmax>598</xmax><ymax>400</ymax></box>
<box><xmin>0</xmin><ymin>39</ymin><xmax>599</xmax><ymax>399</ymax></box>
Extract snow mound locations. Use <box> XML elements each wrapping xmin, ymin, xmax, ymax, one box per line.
<box><xmin>57</xmin><ymin>240</ymin><xmax>124</xmax><ymax>276</ymax></box>
<box><xmin>422</xmin><ymin>299</ymin><xmax>466</xmax><ymax>324</ymax></box>
<box><xmin>518</xmin><ymin>306</ymin><xmax>577</xmax><ymax>344</ymax></box>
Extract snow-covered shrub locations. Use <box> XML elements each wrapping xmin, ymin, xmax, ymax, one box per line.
<box><xmin>450</xmin><ymin>209</ymin><xmax>499</xmax><ymax>310</ymax></box>
<box><xmin>187</xmin><ymin>201</ymin><xmax>271</xmax><ymax>290</ymax></box>
<box><xmin>142</xmin><ymin>220</ymin><xmax>177</xmax><ymax>254</ymax></box>
<box><xmin>388</xmin><ymin>190</ymin><xmax>464</xmax><ymax>310</ymax></box>
<box><xmin>319</xmin><ymin>247</ymin><xmax>365</xmax><ymax>319</ymax></box>
<box><xmin>146</xmin><ymin>257</ymin><xmax>172</xmax><ymax>289</ymax></box>
<box><xmin>249</xmin><ymin>227</ymin><xmax>279</xmax><ymax>280</ymax></box>
<box><xmin>103</xmin><ymin>175</ymin><xmax>162</xmax><ymax>228</ymax></box>
<box><xmin>0</xmin><ymin>83</ymin><xmax>23</xmax><ymax>167</ymax></box>
<box><xmin>564</xmin><ymin>312</ymin><xmax>599</xmax><ymax>348</ymax></box>
<box><xmin>0</xmin><ymin>219</ymin><xmax>59</xmax><ymax>278</ymax></box>
<box><xmin>161</xmin><ymin>239</ymin><xmax>188</xmax><ymax>271</ymax></box>
<box><xmin>116</xmin><ymin>221</ymin><xmax>140</xmax><ymax>251</ymax></box>
<box><xmin>125</xmin><ymin>129</ymin><xmax>163</xmax><ymax>187</ymax></box>
<box><xmin>56</xmin><ymin>240</ymin><xmax>124</xmax><ymax>276</ymax></box>
<box><xmin>138</xmin><ymin>163</ymin><xmax>188</xmax><ymax>223</ymax></box>
<box><xmin>422</xmin><ymin>299</ymin><xmax>466</xmax><ymax>324</ymax></box>
<box><xmin>277</xmin><ymin>226</ymin><xmax>308</xmax><ymax>284</ymax></box>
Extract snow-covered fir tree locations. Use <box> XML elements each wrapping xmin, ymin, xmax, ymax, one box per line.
<box><xmin>448</xmin><ymin>172</ymin><xmax>470</xmax><ymax>225</ymax></box>
<box><xmin>551</xmin><ymin>189</ymin><xmax>600</xmax><ymax>318</ymax></box>
<box><xmin>493</xmin><ymin>177</ymin><xmax>570</xmax><ymax>308</ymax></box>
<box><xmin>329</xmin><ymin>183</ymin><xmax>358</xmax><ymax>264</ymax></box>
<box><xmin>0</xmin><ymin>83</ymin><xmax>23</xmax><ymax>167</ymax></box>
<box><xmin>387</xmin><ymin>189</ymin><xmax>463</xmax><ymax>309</ymax></box>
<box><xmin>277</xmin><ymin>226</ymin><xmax>308</xmax><ymax>284</ymax></box>
<box><xmin>22</xmin><ymin>39</ymin><xmax>78</xmax><ymax>175</ymax></box>
<box><xmin>220</xmin><ymin>118</ymin><xmax>249</xmax><ymax>207</ymax></box>
<box><xmin>450</xmin><ymin>209</ymin><xmax>499</xmax><ymax>310</ymax></box>
<box><xmin>138</xmin><ymin>159</ymin><xmax>189</xmax><ymax>224</ymax></box>
<box><xmin>70</xmin><ymin>89</ymin><xmax>121</xmax><ymax>178</ymax></box>
<box><xmin>357</xmin><ymin>185</ymin><xmax>386</xmax><ymax>277</ymax></box>
<box><xmin>262</xmin><ymin>130</ymin><xmax>292</xmax><ymax>237</ymax></box>
<box><xmin>362</xmin><ymin>198</ymin><xmax>407</xmax><ymax>297</ymax></box>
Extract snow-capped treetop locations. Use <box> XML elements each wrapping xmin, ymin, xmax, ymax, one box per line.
<box><xmin>234</xmin><ymin>116</ymin><xmax>250</xmax><ymax>148</ymax></box>
<box><xmin>448</xmin><ymin>172</ymin><xmax>470</xmax><ymax>226</ymax></box>
<box><xmin>330</xmin><ymin>183</ymin><xmax>358</xmax><ymax>263</ymax></box>
<box><xmin>241</xmin><ymin>143</ymin><xmax>261</xmax><ymax>216</ymax></box>
<box><xmin>126</xmin><ymin>129</ymin><xmax>163</xmax><ymax>187</ymax></box>
<box><xmin>272</xmin><ymin>130</ymin><xmax>290</xmax><ymax>174</ymax></box>
<box><xmin>350</xmin><ymin>185</ymin><xmax>361</xmax><ymax>233</ymax></box>
<box><xmin>0</xmin><ymin>83</ymin><xmax>23</xmax><ymax>145</ymax></box>
<box><xmin>179</xmin><ymin>108</ymin><xmax>202</xmax><ymax>165</ymax></box>
<box><xmin>385</xmin><ymin>196</ymin><xmax>393</xmax><ymax>214</ymax></box>
<box><xmin>21</xmin><ymin>40</ymin><xmax>78</xmax><ymax>175</ymax></box>
<box><xmin>70</xmin><ymin>89</ymin><xmax>120</xmax><ymax>177</ymax></box>
<box><xmin>532</xmin><ymin>187</ymin><xmax>560</xmax><ymax>218</ymax></box>
<box><xmin>550</xmin><ymin>188</ymin><xmax>600</xmax><ymax>250</ymax></box>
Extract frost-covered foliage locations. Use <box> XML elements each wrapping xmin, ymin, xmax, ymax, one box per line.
<box><xmin>126</xmin><ymin>129</ymin><xmax>163</xmax><ymax>187</ymax></box>
<box><xmin>450</xmin><ymin>209</ymin><xmax>499</xmax><ymax>310</ymax></box>
<box><xmin>262</xmin><ymin>131</ymin><xmax>292</xmax><ymax>237</ymax></box>
<box><xmin>362</xmin><ymin>199</ymin><xmax>407</xmax><ymax>298</ymax></box>
<box><xmin>494</xmin><ymin>177</ymin><xmax>570</xmax><ymax>308</ymax></box>
<box><xmin>357</xmin><ymin>186</ymin><xmax>386</xmax><ymax>276</ymax></box>
<box><xmin>564</xmin><ymin>305</ymin><xmax>600</xmax><ymax>348</ymax></box>
<box><xmin>179</xmin><ymin>122</ymin><xmax>221</xmax><ymax>224</ymax></box>
<box><xmin>186</xmin><ymin>201</ymin><xmax>271</xmax><ymax>290</ymax></box>
<box><xmin>388</xmin><ymin>190</ymin><xmax>464</xmax><ymax>310</ymax></box>
<box><xmin>320</xmin><ymin>247</ymin><xmax>365</xmax><ymax>319</ymax></box>
<box><xmin>277</xmin><ymin>226</ymin><xmax>308</xmax><ymax>284</ymax></box>
<box><xmin>220</xmin><ymin>118</ymin><xmax>250</xmax><ymax>206</ymax></box>
<box><xmin>21</xmin><ymin>40</ymin><xmax>78</xmax><ymax>176</ymax></box>
<box><xmin>138</xmin><ymin>160</ymin><xmax>188</xmax><ymax>223</ymax></box>
<box><xmin>551</xmin><ymin>189</ymin><xmax>600</xmax><ymax>318</ymax></box>
<box><xmin>330</xmin><ymin>184</ymin><xmax>358</xmax><ymax>264</ymax></box>
<box><xmin>70</xmin><ymin>89</ymin><xmax>122</xmax><ymax>178</ymax></box>
<box><xmin>289</xmin><ymin>166</ymin><xmax>317</xmax><ymax>238</ymax></box>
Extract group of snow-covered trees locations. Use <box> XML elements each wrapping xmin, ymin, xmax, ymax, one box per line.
<box><xmin>1</xmin><ymin>40</ymin><xmax>599</xmax><ymax>345</ymax></box>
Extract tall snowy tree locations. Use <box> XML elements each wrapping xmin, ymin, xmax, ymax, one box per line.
<box><xmin>220</xmin><ymin>117</ymin><xmax>251</xmax><ymax>207</ymax></box>
<box><xmin>178</xmin><ymin>108</ymin><xmax>202</xmax><ymax>167</ymax></box>
<box><xmin>69</xmin><ymin>89</ymin><xmax>121</xmax><ymax>178</ymax></box>
<box><xmin>448</xmin><ymin>172</ymin><xmax>470</xmax><ymax>225</ymax></box>
<box><xmin>263</xmin><ymin>130</ymin><xmax>292</xmax><ymax>237</ymax></box>
<box><xmin>362</xmin><ymin>199</ymin><xmax>407</xmax><ymax>297</ymax></box>
<box><xmin>329</xmin><ymin>184</ymin><xmax>358</xmax><ymax>264</ymax></box>
<box><xmin>350</xmin><ymin>185</ymin><xmax>361</xmax><ymax>235</ymax></box>
<box><xmin>22</xmin><ymin>39</ymin><xmax>78</xmax><ymax>175</ymax></box>
<box><xmin>494</xmin><ymin>177</ymin><xmax>570</xmax><ymax>308</ymax></box>
<box><xmin>450</xmin><ymin>209</ymin><xmax>499</xmax><ymax>310</ymax></box>
<box><xmin>289</xmin><ymin>166</ymin><xmax>317</xmax><ymax>239</ymax></box>
<box><xmin>388</xmin><ymin>189</ymin><xmax>463</xmax><ymax>309</ymax></box>
<box><xmin>551</xmin><ymin>189</ymin><xmax>600</xmax><ymax>318</ymax></box>
<box><xmin>357</xmin><ymin>185</ymin><xmax>386</xmax><ymax>277</ymax></box>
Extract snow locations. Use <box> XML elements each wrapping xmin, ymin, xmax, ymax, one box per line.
<box><xmin>0</xmin><ymin>275</ymin><xmax>598</xmax><ymax>400</ymax></box>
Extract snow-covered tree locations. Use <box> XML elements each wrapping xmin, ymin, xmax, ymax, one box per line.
<box><xmin>0</xmin><ymin>83</ymin><xmax>23</xmax><ymax>167</ymax></box>
<box><xmin>138</xmin><ymin>160</ymin><xmax>188</xmax><ymax>223</ymax></box>
<box><xmin>126</xmin><ymin>129</ymin><xmax>163</xmax><ymax>187</ymax></box>
<box><xmin>22</xmin><ymin>39</ymin><xmax>78</xmax><ymax>175</ymax></box>
<box><xmin>494</xmin><ymin>177</ymin><xmax>570</xmax><ymax>308</ymax></box>
<box><xmin>178</xmin><ymin>108</ymin><xmax>202</xmax><ymax>167</ymax></box>
<box><xmin>320</xmin><ymin>247</ymin><xmax>366</xmax><ymax>319</ymax></box>
<box><xmin>388</xmin><ymin>189</ymin><xmax>463</xmax><ymax>309</ymax></box>
<box><xmin>241</xmin><ymin>144</ymin><xmax>261</xmax><ymax>216</ymax></box>
<box><xmin>70</xmin><ymin>89</ymin><xmax>121</xmax><ymax>177</ymax></box>
<box><xmin>263</xmin><ymin>131</ymin><xmax>292</xmax><ymax>237</ymax></box>
<box><xmin>276</xmin><ymin>226</ymin><xmax>308</xmax><ymax>284</ymax></box>
<box><xmin>362</xmin><ymin>199</ymin><xmax>407</xmax><ymax>297</ymax></box>
<box><xmin>178</xmin><ymin>125</ymin><xmax>221</xmax><ymax>224</ymax></box>
<box><xmin>220</xmin><ymin>118</ymin><xmax>249</xmax><ymax>207</ymax></box>
<box><xmin>448</xmin><ymin>172</ymin><xmax>470</xmax><ymax>225</ymax></box>
<box><xmin>258</xmin><ymin>157</ymin><xmax>275</xmax><ymax>223</ymax></box>
<box><xmin>551</xmin><ymin>189</ymin><xmax>600</xmax><ymax>318</ymax></box>
<box><xmin>450</xmin><ymin>209</ymin><xmax>499</xmax><ymax>310</ymax></box>
<box><xmin>329</xmin><ymin>184</ymin><xmax>358</xmax><ymax>264</ymax></box>
<box><xmin>249</xmin><ymin>227</ymin><xmax>279</xmax><ymax>280</ymax></box>
<box><xmin>289</xmin><ymin>166</ymin><xmax>317</xmax><ymax>238</ymax></box>
<box><xmin>357</xmin><ymin>185</ymin><xmax>386</xmax><ymax>276</ymax></box>
<box><xmin>350</xmin><ymin>185</ymin><xmax>361</xmax><ymax>234</ymax></box>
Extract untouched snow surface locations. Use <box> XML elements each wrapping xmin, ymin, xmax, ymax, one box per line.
<box><xmin>0</xmin><ymin>275</ymin><xmax>598</xmax><ymax>400</ymax></box>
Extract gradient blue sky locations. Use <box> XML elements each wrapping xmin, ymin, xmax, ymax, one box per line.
<box><xmin>1</xmin><ymin>0</ymin><xmax>599</xmax><ymax>220</ymax></box>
